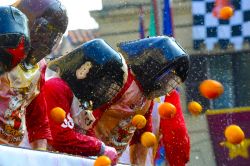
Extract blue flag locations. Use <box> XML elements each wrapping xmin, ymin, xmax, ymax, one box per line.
<box><xmin>163</xmin><ymin>0</ymin><xmax>174</xmax><ymax>36</ymax></box>
<box><xmin>139</xmin><ymin>6</ymin><xmax>145</xmax><ymax>39</ymax></box>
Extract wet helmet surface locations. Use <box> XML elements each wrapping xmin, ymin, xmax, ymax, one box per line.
<box><xmin>118</xmin><ymin>36</ymin><xmax>190</xmax><ymax>99</ymax></box>
<box><xmin>16</xmin><ymin>0</ymin><xmax>68</xmax><ymax>65</ymax></box>
<box><xmin>48</xmin><ymin>39</ymin><xmax>128</xmax><ymax>109</ymax></box>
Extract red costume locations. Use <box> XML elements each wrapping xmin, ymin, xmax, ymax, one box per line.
<box><xmin>3</xmin><ymin>0</ymin><xmax>68</xmax><ymax>148</ymax></box>
<box><xmin>89</xmin><ymin>73</ymin><xmax>190</xmax><ymax>166</ymax></box>
<box><xmin>25</xmin><ymin>63</ymin><xmax>53</xmax><ymax>144</ymax></box>
<box><xmin>90</xmin><ymin>69</ymin><xmax>153</xmax><ymax>155</ymax></box>
<box><xmin>154</xmin><ymin>90</ymin><xmax>190</xmax><ymax>166</ymax></box>
<box><xmin>40</xmin><ymin>77</ymin><xmax>104</xmax><ymax>156</ymax></box>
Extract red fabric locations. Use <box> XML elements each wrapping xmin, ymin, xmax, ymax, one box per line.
<box><xmin>129</xmin><ymin>101</ymin><xmax>153</xmax><ymax>145</ymax></box>
<box><xmin>26</xmin><ymin>90</ymin><xmax>52</xmax><ymax>143</ymax></box>
<box><xmin>91</xmin><ymin>68</ymin><xmax>153</xmax><ymax>147</ymax></box>
<box><xmin>160</xmin><ymin>89</ymin><xmax>190</xmax><ymax>166</ymax></box>
<box><xmin>26</xmin><ymin>63</ymin><xmax>52</xmax><ymax>143</ymax></box>
<box><xmin>43</xmin><ymin>78</ymin><xmax>103</xmax><ymax>156</ymax></box>
<box><xmin>6</xmin><ymin>37</ymin><xmax>26</xmax><ymax>68</ymax></box>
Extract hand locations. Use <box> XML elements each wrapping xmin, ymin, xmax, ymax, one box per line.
<box><xmin>103</xmin><ymin>146</ymin><xmax>118</xmax><ymax>165</ymax></box>
<box><xmin>30</xmin><ymin>139</ymin><xmax>47</xmax><ymax>151</ymax></box>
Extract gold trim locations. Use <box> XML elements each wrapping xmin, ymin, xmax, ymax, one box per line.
<box><xmin>206</xmin><ymin>107</ymin><xmax>250</xmax><ymax>115</ymax></box>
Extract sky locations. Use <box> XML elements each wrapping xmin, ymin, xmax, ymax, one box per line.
<box><xmin>60</xmin><ymin>0</ymin><xmax>102</xmax><ymax>31</ymax></box>
<box><xmin>1</xmin><ymin>0</ymin><xmax>102</xmax><ymax>31</ymax></box>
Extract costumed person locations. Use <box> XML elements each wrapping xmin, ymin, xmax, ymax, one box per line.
<box><xmin>14</xmin><ymin>0</ymin><xmax>68</xmax><ymax>150</ymax></box>
<box><xmin>0</xmin><ymin>0</ymin><xmax>68</xmax><ymax>150</ymax></box>
<box><xmin>44</xmin><ymin>36</ymin><xmax>190</xmax><ymax>165</ymax></box>
<box><xmin>153</xmin><ymin>89</ymin><xmax>190</xmax><ymax>166</ymax></box>
<box><xmin>40</xmin><ymin>39</ymin><xmax>126</xmax><ymax>165</ymax></box>
<box><xmin>0</xmin><ymin>5</ymin><xmax>33</xmax><ymax>145</ymax></box>
<box><xmin>92</xmin><ymin>37</ymin><xmax>190</xmax><ymax>166</ymax></box>
<box><xmin>13</xmin><ymin>0</ymin><xmax>68</xmax><ymax>150</ymax></box>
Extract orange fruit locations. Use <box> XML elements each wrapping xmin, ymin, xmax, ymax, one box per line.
<box><xmin>219</xmin><ymin>6</ymin><xmax>233</xmax><ymax>20</ymax></box>
<box><xmin>131</xmin><ymin>114</ymin><xmax>147</xmax><ymax>129</ymax></box>
<box><xmin>141</xmin><ymin>132</ymin><xmax>157</xmax><ymax>148</ymax></box>
<box><xmin>158</xmin><ymin>102</ymin><xmax>176</xmax><ymax>119</ymax></box>
<box><xmin>224</xmin><ymin>125</ymin><xmax>245</xmax><ymax>144</ymax></box>
<box><xmin>94</xmin><ymin>155</ymin><xmax>111</xmax><ymax>166</ymax></box>
<box><xmin>188</xmin><ymin>101</ymin><xmax>202</xmax><ymax>116</ymax></box>
<box><xmin>199</xmin><ymin>79</ymin><xmax>224</xmax><ymax>99</ymax></box>
<box><xmin>50</xmin><ymin>107</ymin><xmax>66</xmax><ymax>124</ymax></box>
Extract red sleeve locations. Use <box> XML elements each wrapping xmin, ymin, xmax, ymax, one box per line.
<box><xmin>129</xmin><ymin>101</ymin><xmax>153</xmax><ymax>146</ymax></box>
<box><xmin>26</xmin><ymin>90</ymin><xmax>52</xmax><ymax>143</ymax></box>
<box><xmin>161</xmin><ymin>89</ymin><xmax>190</xmax><ymax>166</ymax></box>
<box><xmin>43</xmin><ymin>78</ymin><xmax>104</xmax><ymax>156</ymax></box>
<box><xmin>26</xmin><ymin>64</ymin><xmax>52</xmax><ymax>143</ymax></box>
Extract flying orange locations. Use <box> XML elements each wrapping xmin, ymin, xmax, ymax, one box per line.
<box><xmin>94</xmin><ymin>155</ymin><xmax>111</xmax><ymax>166</ymax></box>
<box><xmin>199</xmin><ymin>79</ymin><xmax>224</xmax><ymax>99</ymax></box>
<box><xmin>141</xmin><ymin>132</ymin><xmax>157</xmax><ymax>148</ymax></box>
<box><xmin>158</xmin><ymin>102</ymin><xmax>176</xmax><ymax>119</ymax></box>
<box><xmin>219</xmin><ymin>6</ymin><xmax>234</xmax><ymax>20</ymax></box>
<box><xmin>224</xmin><ymin>124</ymin><xmax>245</xmax><ymax>144</ymax></box>
<box><xmin>188</xmin><ymin>101</ymin><xmax>203</xmax><ymax>116</ymax></box>
<box><xmin>50</xmin><ymin>107</ymin><xmax>66</xmax><ymax>124</ymax></box>
<box><xmin>131</xmin><ymin>114</ymin><xmax>147</xmax><ymax>129</ymax></box>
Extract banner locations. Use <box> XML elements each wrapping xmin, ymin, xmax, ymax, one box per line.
<box><xmin>192</xmin><ymin>0</ymin><xmax>250</xmax><ymax>50</ymax></box>
<box><xmin>206</xmin><ymin>107</ymin><xmax>250</xmax><ymax>166</ymax></box>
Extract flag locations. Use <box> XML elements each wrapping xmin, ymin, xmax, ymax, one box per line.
<box><xmin>139</xmin><ymin>6</ymin><xmax>145</xmax><ymax>39</ymax></box>
<box><xmin>192</xmin><ymin>0</ymin><xmax>250</xmax><ymax>50</ymax></box>
<box><xmin>206</xmin><ymin>107</ymin><xmax>250</xmax><ymax>165</ymax></box>
<box><xmin>149</xmin><ymin>3</ymin><xmax>157</xmax><ymax>36</ymax></box>
<box><xmin>163</xmin><ymin>0</ymin><xmax>174</xmax><ymax>36</ymax></box>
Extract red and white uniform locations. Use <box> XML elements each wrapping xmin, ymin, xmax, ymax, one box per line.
<box><xmin>41</xmin><ymin>77</ymin><xmax>104</xmax><ymax>156</ymax></box>
<box><xmin>42</xmin><ymin>69</ymin><xmax>153</xmax><ymax>156</ymax></box>
<box><xmin>120</xmin><ymin>90</ymin><xmax>190</xmax><ymax>166</ymax></box>
<box><xmin>90</xmin><ymin>69</ymin><xmax>153</xmax><ymax>156</ymax></box>
<box><xmin>160</xmin><ymin>90</ymin><xmax>190</xmax><ymax>166</ymax></box>
<box><xmin>153</xmin><ymin>90</ymin><xmax>190</xmax><ymax>166</ymax></box>
<box><xmin>0</xmin><ymin>61</ymin><xmax>51</xmax><ymax>145</ymax></box>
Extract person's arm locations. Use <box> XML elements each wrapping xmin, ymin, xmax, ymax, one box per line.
<box><xmin>130</xmin><ymin>143</ymin><xmax>148</xmax><ymax>165</ymax></box>
<box><xmin>30</xmin><ymin>139</ymin><xmax>48</xmax><ymax>151</ymax></box>
<box><xmin>25</xmin><ymin>89</ymin><xmax>52</xmax><ymax>151</ymax></box>
<box><xmin>25</xmin><ymin>60</ymin><xmax>52</xmax><ymax>150</ymax></box>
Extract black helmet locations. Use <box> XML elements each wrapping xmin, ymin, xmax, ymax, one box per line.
<box><xmin>0</xmin><ymin>6</ymin><xmax>30</xmax><ymax>75</ymax></box>
<box><xmin>16</xmin><ymin>0</ymin><xmax>68</xmax><ymax>65</ymax></box>
<box><xmin>48</xmin><ymin>39</ymin><xmax>128</xmax><ymax>109</ymax></box>
<box><xmin>118</xmin><ymin>36</ymin><xmax>190</xmax><ymax>99</ymax></box>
